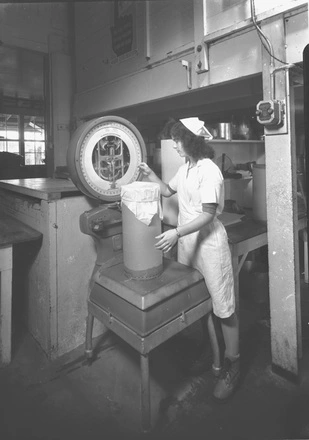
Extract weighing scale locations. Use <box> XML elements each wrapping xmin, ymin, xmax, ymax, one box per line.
<box><xmin>67</xmin><ymin>115</ymin><xmax>219</xmax><ymax>432</ymax></box>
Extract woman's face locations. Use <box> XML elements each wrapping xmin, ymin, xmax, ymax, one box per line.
<box><xmin>172</xmin><ymin>139</ymin><xmax>187</xmax><ymax>157</ymax></box>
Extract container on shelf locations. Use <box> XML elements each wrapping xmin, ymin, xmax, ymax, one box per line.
<box><xmin>218</xmin><ymin>122</ymin><xmax>232</xmax><ymax>140</ymax></box>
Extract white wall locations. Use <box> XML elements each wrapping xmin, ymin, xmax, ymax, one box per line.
<box><xmin>74</xmin><ymin>1</ymin><xmax>196</xmax><ymax>120</ymax></box>
<box><xmin>204</xmin><ymin>0</ymin><xmax>307</xmax><ymax>35</ymax></box>
<box><xmin>73</xmin><ymin>1</ymin><xmax>308</xmax><ymax>121</ymax></box>
<box><xmin>0</xmin><ymin>3</ymin><xmax>70</xmax><ymax>53</ymax></box>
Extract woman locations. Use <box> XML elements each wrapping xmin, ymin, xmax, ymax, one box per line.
<box><xmin>139</xmin><ymin>118</ymin><xmax>240</xmax><ymax>402</ymax></box>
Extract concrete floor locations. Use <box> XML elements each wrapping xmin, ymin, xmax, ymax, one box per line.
<box><xmin>1</xmin><ymin>278</ymin><xmax>309</xmax><ymax>440</ymax></box>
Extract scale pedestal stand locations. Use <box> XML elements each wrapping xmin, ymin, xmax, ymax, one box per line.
<box><xmin>67</xmin><ymin>116</ymin><xmax>220</xmax><ymax>432</ymax></box>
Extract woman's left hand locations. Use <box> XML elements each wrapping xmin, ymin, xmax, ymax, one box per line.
<box><xmin>155</xmin><ymin>229</ymin><xmax>179</xmax><ymax>253</ymax></box>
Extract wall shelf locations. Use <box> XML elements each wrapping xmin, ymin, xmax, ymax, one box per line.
<box><xmin>211</xmin><ymin>139</ymin><xmax>264</xmax><ymax>144</ymax></box>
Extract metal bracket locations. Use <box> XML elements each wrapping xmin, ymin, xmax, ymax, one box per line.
<box><xmin>195</xmin><ymin>41</ymin><xmax>209</xmax><ymax>74</ymax></box>
<box><xmin>180</xmin><ymin>59</ymin><xmax>192</xmax><ymax>89</ymax></box>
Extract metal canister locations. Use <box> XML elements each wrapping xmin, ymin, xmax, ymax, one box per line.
<box><xmin>218</xmin><ymin>123</ymin><xmax>232</xmax><ymax>140</ymax></box>
<box><xmin>121</xmin><ymin>182</ymin><xmax>163</xmax><ymax>279</ymax></box>
<box><xmin>225</xmin><ymin>123</ymin><xmax>232</xmax><ymax>140</ymax></box>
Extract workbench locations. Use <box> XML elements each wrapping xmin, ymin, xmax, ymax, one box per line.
<box><xmin>0</xmin><ymin>177</ymin><xmax>80</xmax><ymax>200</ymax></box>
<box><xmin>0</xmin><ymin>212</ymin><xmax>42</xmax><ymax>365</ymax></box>
<box><xmin>0</xmin><ymin>178</ymin><xmax>102</xmax><ymax>359</ymax></box>
<box><xmin>0</xmin><ymin>178</ymin><xmax>306</xmax><ymax>366</ymax></box>
<box><xmin>226</xmin><ymin>215</ymin><xmax>308</xmax><ymax>310</ymax></box>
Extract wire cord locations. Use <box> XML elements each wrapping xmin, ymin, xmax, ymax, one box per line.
<box><xmin>250</xmin><ymin>0</ymin><xmax>290</xmax><ymax>66</ymax></box>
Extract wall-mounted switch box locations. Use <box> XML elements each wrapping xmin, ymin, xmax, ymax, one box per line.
<box><xmin>256</xmin><ymin>100</ymin><xmax>284</xmax><ymax>126</ymax></box>
<box><xmin>256</xmin><ymin>99</ymin><xmax>288</xmax><ymax>135</ymax></box>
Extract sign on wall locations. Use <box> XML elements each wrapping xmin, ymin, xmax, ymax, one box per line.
<box><xmin>110</xmin><ymin>0</ymin><xmax>138</xmax><ymax>64</ymax></box>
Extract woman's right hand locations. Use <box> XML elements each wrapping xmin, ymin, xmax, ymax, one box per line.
<box><xmin>139</xmin><ymin>161</ymin><xmax>169</xmax><ymax>195</ymax></box>
<box><xmin>138</xmin><ymin>162</ymin><xmax>153</xmax><ymax>177</ymax></box>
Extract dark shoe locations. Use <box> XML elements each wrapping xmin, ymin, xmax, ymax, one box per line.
<box><xmin>213</xmin><ymin>357</ymin><xmax>240</xmax><ymax>402</ymax></box>
<box><xmin>189</xmin><ymin>350</ymin><xmax>221</xmax><ymax>377</ymax></box>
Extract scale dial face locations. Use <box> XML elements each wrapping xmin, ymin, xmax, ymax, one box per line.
<box><xmin>67</xmin><ymin>116</ymin><xmax>147</xmax><ymax>201</ymax></box>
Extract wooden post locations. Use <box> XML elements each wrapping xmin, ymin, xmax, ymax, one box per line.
<box><xmin>0</xmin><ymin>245</ymin><xmax>13</xmax><ymax>365</ymax></box>
<box><xmin>261</xmin><ymin>16</ymin><xmax>301</xmax><ymax>377</ymax></box>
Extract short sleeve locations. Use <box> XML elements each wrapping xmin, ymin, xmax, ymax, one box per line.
<box><xmin>168</xmin><ymin>169</ymin><xmax>179</xmax><ymax>193</ymax></box>
<box><xmin>198</xmin><ymin>163</ymin><xmax>223</xmax><ymax>205</ymax></box>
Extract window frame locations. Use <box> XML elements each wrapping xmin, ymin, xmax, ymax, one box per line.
<box><xmin>0</xmin><ymin>103</ymin><xmax>47</xmax><ymax>168</ymax></box>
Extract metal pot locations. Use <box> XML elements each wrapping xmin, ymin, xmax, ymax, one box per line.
<box><xmin>218</xmin><ymin>123</ymin><xmax>232</xmax><ymax>140</ymax></box>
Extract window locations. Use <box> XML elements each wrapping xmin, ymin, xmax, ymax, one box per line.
<box><xmin>24</xmin><ymin>115</ymin><xmax>46</xmax><ymax>165</ymax></box>
<box><xmin>0</xmin><ymin>113</ymin><xmax>46</xmax><ymax>166</ymax></box>
<box><xmin>0</xmin><ymin>45</ymin><xmax>48</xmax><ymax>175</ymax></box>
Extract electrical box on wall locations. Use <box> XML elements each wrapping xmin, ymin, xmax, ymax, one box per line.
<box><xmin>256</xmin><ymin>99</ymin><xmax>284</xmax><ymax>126</ymax></box>
<box><xmin>256</xmin><ymin>99</ymin><xmax>287</xmax><ymax>135</ymax></box>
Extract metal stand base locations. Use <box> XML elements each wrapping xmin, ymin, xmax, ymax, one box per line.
<box><xmin>85</xmin><ymin>297</ymin><xmax>218</xmax><ymax>432</ymax></box>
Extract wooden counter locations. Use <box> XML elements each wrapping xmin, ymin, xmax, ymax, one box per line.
<box><xmin>0</xmin><ymin>212</ymin><xmax>42</xmax><ymax>247</ymax></box>
<box><xmin>0</xmin><ymin>212</ymin><xmax>42</xmax><ymax>365</ymax></box>
<box><xmin>226</xmin><ymin>215</ymin><xmax>307</xmax><ymax>311</ymax></box>
<box><xmin>0</xmin><ymin>178</ymin><xmax>81</xmax><ymax>201</ymax></box>
<box><xmin>1</xmin><ymin>178</ymin><xmax>307</xmax><ymax>371</ymax></box>
<box><xmin>0</xmin><ymin>179</ymin><xmax>100</xmax><ymax>360</ymax></box>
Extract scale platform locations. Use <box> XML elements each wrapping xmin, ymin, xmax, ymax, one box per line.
<box><xmin>91</xmin><ymin>258</ymin><xmax>210</xmax><ymax>337</ymax></box>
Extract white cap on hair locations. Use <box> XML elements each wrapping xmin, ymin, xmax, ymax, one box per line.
<box><xmin>180</xmin><ymin>117</ymin><xmax>213</xmax><ymax>139</ymax></box>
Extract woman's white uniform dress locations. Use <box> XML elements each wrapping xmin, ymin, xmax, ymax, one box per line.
<box><xmin>168</xmin><ymin>158</ymin><xmax>235</xmax><ymax>319</ymax></box>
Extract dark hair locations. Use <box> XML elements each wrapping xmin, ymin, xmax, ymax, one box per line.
<box><xmin>167</xmin><ymin>120</ymin><xmax>214</xmax><ymax>161</ymax></box>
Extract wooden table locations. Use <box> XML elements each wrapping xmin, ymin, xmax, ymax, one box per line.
<box><xmin>0</xmin><ymin>178</ymin><xmax>97</xmax><ymax>360</ymax></box>
<box><xmin>0</xmin><ymin>177</ymin><xmax>80</xmax><ymax>200</ymax></box>
<box><xmin>226</xmin><ymin>219</ymin><xmax>267</xmax><ymax>310</ymax></box>
<box><xmin>0</xmin><ymin>212</ymin><xmax>42</xmax><ymax>365</ymax></box>
<box><xmin>226</xmin><ymin>216</ymin><xmax>308</xmax><ymax>310</ymax></box>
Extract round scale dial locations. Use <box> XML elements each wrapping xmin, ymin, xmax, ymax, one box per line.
<box><xmin>67</xmin><ymin>116</ymin><xmax>147</xmax><ymax>201</ymax></box>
